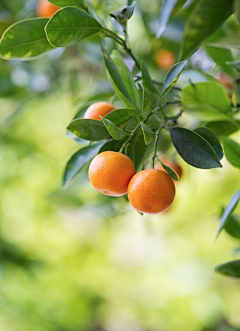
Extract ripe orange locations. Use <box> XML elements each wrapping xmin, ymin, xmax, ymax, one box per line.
<box><xmin>36</xmin><ymin>0</ymin><xmax>60</xmax><ymax>18</ymax></box>
<box><xmin>128</xmin><ymin>169</ymin><xmax>175</xmax><ymax>214</ymax></box>
<box><xmin>89</xmin><ymin>151</ymin><xmax>135</xmax><ymax>196</ymax></box>
<box><xmin>84</xmin><ymin>102</ymin><xmax>116</xmax><ymax>120</ymax></box>
<box><xmin>156</xmin><ymin>157</ymin><xmax>182</xmax><ymax>180</ymax></box>
<box><xmin>154</xmin><ymin>49</ymin><xmax>176</xmax><ymax>71</ymax></box>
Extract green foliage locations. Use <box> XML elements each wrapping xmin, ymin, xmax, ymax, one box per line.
<box><xmin>140</xmin><ymin>121</ymin><xmax>154</xmax><ymax>145</ymax></box>
<box><xmin>45</xmin><ymin>7</ymin><xmax>102</xmax><ymax>47</ymax></box>
<box><xmin>180</xmin><ymin>0</ymin><xmax>234</xmax><ymax>60</ymax></box>
<box><xmin>222</xmin><ymin>137</ymin><xmax>240</xmax><ymax>168</ymax></box>
<box><xmin>194</xmin><ymin>127</ymin><xmax>223</xmax><ymax>160</ymax></box>
<box><xmin>49</xmin><ymin>0</ymin><xmax>87</xmax><ymax>9</ymax></box>
<box><xmin>101</xmin><ymin>117</ymin><xmax>126</xmax><ymax>140</ymax></box>
<box><xmin>170</xmin><ymin>127</ymin><xmax>222</xmax><ymax>169</ymax></box>
<box><xmin>67</xmin><ymin>119</ymin><xmax>109</xmax><ymax>141</ymax></box>
<box><xmin>160</xmin><ymin>61</ymin><xmax>187</xmax><ymax>98</ymax></box>
<box><xmin>215</xmin><ymin>260</ymin><xmax>240</xmax><ymax>278</ymax></box>
<box><xmin>0</xmin><ymin>19</ymin><xmax>54</xmax><ymax>60</ymax></box>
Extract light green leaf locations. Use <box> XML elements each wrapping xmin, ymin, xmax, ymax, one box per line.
<box><xmin>234</xmin><ymin>0</ymin><xmax>240</xmax><ymax>23</ymax></box>
<box><xmin>204</xmin><ymin>45</ymin><xmax>234</xmax><ymax>75</ymax></box>
<box><xmin>227</xmin><ymin>60</ymin><xmax>240</xmax><ymax>73</ymax></box>
<box><xmin>181</xmin><ymin>82</ymin><xmax>233</xmax><ymax>121</ymax></box>
<box><xmin>204</xmin><ymin>120</ymin><xmax>240</xmax><ymax>137</ymax></box>
<box><xmin>138</xmin><ymin>84</ymin><xmax>151</xmax><ymax>118</ymax></box>
<box><xmin>49</xmin><ymin>0</ymin><xmax>86</xmax><ymax>8</ymax></box>
<box><xmin>216</xmin><ymin>189</ymin><xmax>240</xmax><ymax>238</ymax></box>
<box><xmin>180</xmin><ymin>0</ymin><xmax>233</xmax><ymax>60</ymax></box>
<box><xmin>67</xmin><ymin>118</ymin><xmax>109</xmax><ymax>141</ymax></box>
<box><xmin>105</xmin><ymin>108</ymin><xmax>140</xmax><ymax>126</ymax></box>
<box><xmin>141</xmin><ymin>61</ymin><xmax>160</xmax><ymax>103</ymax></box>
<box><xmin>222</xmin><ymin>137</ymin><xmax>240</xmax><ymax>168</ymax></box>
<box><xmin>156</xmin><ymin>0</ymin><xmax>178</xmax><ymax>38</ymax></box>
<box><xmin>45</xmin><ymin>7</ymin><xmax>102</xmax><ymax>47</ymax></box>
<box><xmin>101</xmin><ymin>117</ymin><xmax>126</xmax><ymax>140</ymax></box>
<box><xmin>0</xmin><ymin>18</ymin><xmax>54</xmax><ymax>60</ymax></box>
<box><xmin>140</xmin><ymin>122</ymin><xmax>154</xmax><ymax>145</ymax></box>
<box><xmin>161</xmin><ymin>61</ymin><xmax>187</xmax><ymax>98</ymax></box>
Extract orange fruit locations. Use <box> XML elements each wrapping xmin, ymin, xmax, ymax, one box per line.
<box><xmin>84</xmin><ymin>102</ymin><xmax>116</xmax><ymax>120</ymax></box>
<box><xmin>218</xmin><ymin>73</ymin><xmax>233</xmax><ymax>90</ymax></box>
<box><xmin>156</xmin><ymin>157</ymin><xmax>182</xmax><ymax>180</ymax></box>
<box><xmin>154</xmin><ymin>49</ymin><xmax>176</xmax><ymax>71</ymax></box>
<box><xmin>128</xmin><ymin>169</ymin><xmax>175</xmax><ymax>214</ymax></box>
<box><xmin>36</xmin><ymin>0</ymin><xmax>60</xmax><ymax>18</ymax></box>
<box><xmin>89</xmin><ymin>151</ymin><xmax>135</xmax><ymax>196</ymax></box>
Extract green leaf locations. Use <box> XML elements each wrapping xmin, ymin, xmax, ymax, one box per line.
<box><xmin>227</xmin><ymin>60</ymin><xmax>240</xmax><ymax>73</ymax></box>
<box><xmin>138</xmin><ymin>84</ymin><xmax>151</xmax><ymax>118</ymax></box>
<box><xmin>0</xmin><ymin>18</ymin><xmax>54</xmax><ymax>60</ymax></box>
<box><xmin>111</xmin><ymin>50</ymin><xmax>140</xmax><ymax>108</ymax></box>
<box><xmin>141</xmin><ymin>61</ymin><xmax>160</xmax><ymax>103</ymax></box>
<box><xmin>63</xmin><ymin>142</ymin><xmax>103</xmax><ymax>188</ymax></box>
<box><xmin>180</xmin><ymin>0</ymin><xmax>233</xmax><ymax>60</ymax></box>
<box><xmin>216</xmin><ymin>189</ymin><xmax>240</xmax><ymax>238</ymax></box>
<box><xmin>126</xmin><ymin>130</ymin><xmax>149</xmax><ymax>171</ymax></box>
<box><xmin>101</xmin><ymin>117</ymin><xmax>126</xmax><ymax>140</ymax></box>
<box><xmin>158</xmin><ymin>160</ymin><xmax>179</xmax><ymax>181</ymax></box>
<box><xmin>105</xmin><ymin>108</ymin><xmax>140</xmax><ymax>126</ymax></box>
<box><xmin>204</xmin><ymin>120</ymin><xmax>240</xmax><ymax>137</ymax></box>
<box><xmin>161</xmin><ymin>61</ymin><xmax>187</xmax><ymax>98</ymax></box>
<box><xmin>170</xmin><ymin>127</ymin><xmax>222</xmax><ymax>169</ymax></box>
<box><xmin>49</xmin><ymin>0</ymin><xmax>86</xmax><ymax>8</ymax></box>
<box><xmin>101</xmin><ymin>43</ymin><xmax>135</xmax><ymax>107</ymax></box>
<box><xmin>67</xmin><ymin>119</ymin><xmax>109</xmax><ymax>141</ymax></box>
<box><xmin>225</xmin><ymin>215</ymin><xmax>240</xmax><ymax>239</ymax></box>
<box><xmin>140</xmin><ymin>122</ymin><xmax>154</xmax><ymax>145</ymax></box>
<box><xmin>181</xmin><ymin>82</ymin><xmax>232</xmax><ymax>121</ymax></box>
<box><xmin>156</xmin><ymin>0</ymin><xmax>178</xmax><ymax>38</ymax></box>
<box><xmin>215</xmin><ymin>260</ymin><xmax>240</xmax><ymax>278</ymax></box>
<box><xmin>204</xmin><ymin>45</ymin><xmax>234</xmax><ymax>76</ymax></box>
<box><xmin>234</xmin><ymin>0</ymin><xmax>240</xmax><ymax>23</ymax></box>
<box><xmin>98</xmin><ymin>139</ymin><xmax>124</xmax><ymax>153</ymax></box>
<box><xmin>194</xmin><ymin>127</ymin><xmax>223</xmax><ymax>160</ymax></box>
<box><xmin>222</xmin><ymin>137</ymin><xmax>240</xmax><ymax>168</ymax></box>
<box><xmin>45</xmin><ymin>7</ymin><xmax>102</xmax><ymax>47</ymax></box>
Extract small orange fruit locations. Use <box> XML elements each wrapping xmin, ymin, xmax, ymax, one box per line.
<box><xmin>156</xmin><ymin>157</ymin><xmax>182</xmax><ymax>180</ymax></box>
<box><xmin>128</xmin><ymin>169</ymin><xmax>175</xmax><ymax>214</ymax></box>
<box><xmin>89</xmin><ymin>151</ymin><xmax>135</xmax><ymax>196</ymax></box>
<box><xmin>154</xmin><ymin>49</ymin><xmax>176</xmax><ymax>71</ymax></box>
<box><xmin>36</xmin><ymin>0</ymin><xmax>60</xmax><ymax>18</ymax></box>
<box><xmin>84</xmin><ymin>102</ymin><xmax>116</xmax><ymax>120</ymax></box>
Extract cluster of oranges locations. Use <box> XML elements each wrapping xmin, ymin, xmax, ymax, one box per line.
<box><xmin>85</xmin><ymin>102</ymin><xmax>181</xmax><ymax>214</ymax></box>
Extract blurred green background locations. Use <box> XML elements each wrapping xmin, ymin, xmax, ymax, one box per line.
<box><xmin>0</xmin><ymin>0</ymin><xmax>240</xmax><ymax>330</ymax></box>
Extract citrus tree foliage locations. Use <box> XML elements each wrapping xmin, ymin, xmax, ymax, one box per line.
<box><xmin>0</xmin><ymin>0</ymin><xmax>239</xmax><ymax>278</ymax></box>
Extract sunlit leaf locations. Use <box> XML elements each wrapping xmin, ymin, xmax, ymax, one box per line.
<box><xmin>156</xmin><ymin>0</ymin><xmax>178</xmax><ymax>38</ymax></box>
<box><xmin>67</xmin><ymin>119</ymin><xmax>109</xmax><ymax>141</ymax></box>
<box><xmin>49</xmin><ymin>0</ymin><xmax>86</xmax><ymax>8</ymax></box>
<box><xmin>138</xmin><ymin>84</ymin><xmax>151</xmax><ymax>118</ymax></box>
<box><xmin>161</xmin><ymin>61</ymin><xmax>187</xmax><ymax>98</ymax></box>
<box><xmin>222</xmin><ymin>137</ymin><xmax>240</xmax><ymax>168</ymax></box>
<box><xmin>140</xmin><ymin>122</ymin><xmax>154</xmax><ymax>145</ymax></box>
<box><xmin>180</xmin><ymin>0</ymin><xmax>233</xmax><ymax>60</ymax></box>
<box><xmin>170</xmin><ymin>127</ymin><xmax>222</xmax><ymax>169</ymax></box>
<box><xmin>105</xmin><ymin>108</ymin><xmax>140</xmax><ymax>126</ymax></box>
<box><xmin>0</xmin><ymin>18</ymin><xmax>54</xmax><ymax>60</ymax></box>
<box><xmin>216</xmin><ymin>189</ymin><xmax>240</xmax><ymax>238</ymax></box>
<box><xmin>101</xmin><ymin>117</ymin><xmax>126</xmax><ymax>140</ymax></box>
<box><xmin>45</xmin><ymin>7</ymin><xmax>102</xmax><ymax>47</ymax></box>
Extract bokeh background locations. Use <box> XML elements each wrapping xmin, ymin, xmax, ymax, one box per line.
<box><xmin>0</xmin><ymin>0</ymin><xmax>240</xmax><ymax>330</ymax></box>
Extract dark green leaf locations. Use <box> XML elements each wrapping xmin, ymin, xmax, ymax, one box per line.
<box><xmin>234</xmin><ymin>0</ymin><xmax>240</xmax><ymax>23</ymax></box>
<box><xmin>138</xmin><ymin>84</ymin><xmax>151</xmax><ymax>118</ymax></box>
<box><xmin>216</xmin><ymin>189</ymin><xmax>240</xmax><ymax>237</ymax></box>
<box><xmin>111</xmin><ymin>50</ymin><xmax>140</xmax><ymax>108</ymax></box>
<box><xmin>227</xmin><ymin>60</ymin><xmax>240</xmax><ymax>73</ymax></box>
<box><xmin>140</xmin><ymin>122</ymin><xmax>154</xmax><ymax>145</ymax></box>
<box><xmin>63</xmin><ymin>142</ymin><xmax>103</xmax><ymax>188</ymax></box>
<box><xmin>194</xmin><ymin>127</ymin><xmax>223</xmax><ymax>160</ymax></box>
<box><xmin>204</xmin><ymin>120</ymin><xmax>240</xmax><ymax>137</ymax></box>
<box><xmin>101</xmin><ymin>43</ymin><xmax>135</xmax><ymax>106</ymax></box>
<box><xmin>156</xmin><ymin>0</ymin><xmax>178</xmax><ymax>38</ymax></box>
<box><xmin>141</xmin><ymin>61</ymin><xmax>159</xmax><ymax>103</ymax></box>
<box><xmin>215</xmin><ymin>260</ymin><xmax>240</xmax><ymax>278</ymax></box>
<box><xmin>67</xmin><ymin>119</ymin><xmax>109</xmax><ymax>141</ymax></box>
<box><xmin>170</xmin><ymin>127</ymin><xmax>222</xmax><ymax>169</ymax></box>
<box><xmin>222</xmin><ymin>137</ymin><xmax>240</xmax><ymax>168</ymax></box>
<box><xmin>180</xmin><ymin>0</ymin><xmax>233</xmax><ymax>60</ymax></box>
<box><xmin>45</xmin><ymin>7</ymin><xmax>102</xmax><ymax>47</ymax></box>
<box><xmin>161</xmin><ymin>61</ymin><xmax>187</xmax><ymax>98</ymax></box>
<box><xmin>0</xmin><ymin>18</ymin><xmax>54</xmax><ymax>60</ymax></box>
<box><xmin>158</xmin><ymin>159</ymin><xmax>179</xmax><ymax>181</ymax></box>
<box><xmin>105</xmin><ymin>108</ymin><xmax>140</xmax><ymax>126</ymax></box>
<box><xmin>126</xmin><ymin>130</ymin><xmax>149</xmax><ymax>171</ymax></box>
<box><xmin>204</xmin><ymin>45</ymin><xmax>234</xmax><ymax>75</ymax></box>
<box><xmin>98</xmin><ymin>139</ymin><xmax>124</xmax><ymax>153</ymax></box>
<box><xmin>49</xmin><ymin>0</ymin><xmax>86</xmax><ymax>8</ymax></box>
<box><xmin>101</xmin><ymin>117</ymin><xmax>126</xmax><ymax>140</ymax></box>
<box><xmin>225</xmin><ymin>215</ymin><xmax>240</xmax><ymax>239</ymax></box>
<box><xmin>181</xmin><ymin>82</ymin><xmax>232</xmax><ymax>121</ymax></box>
